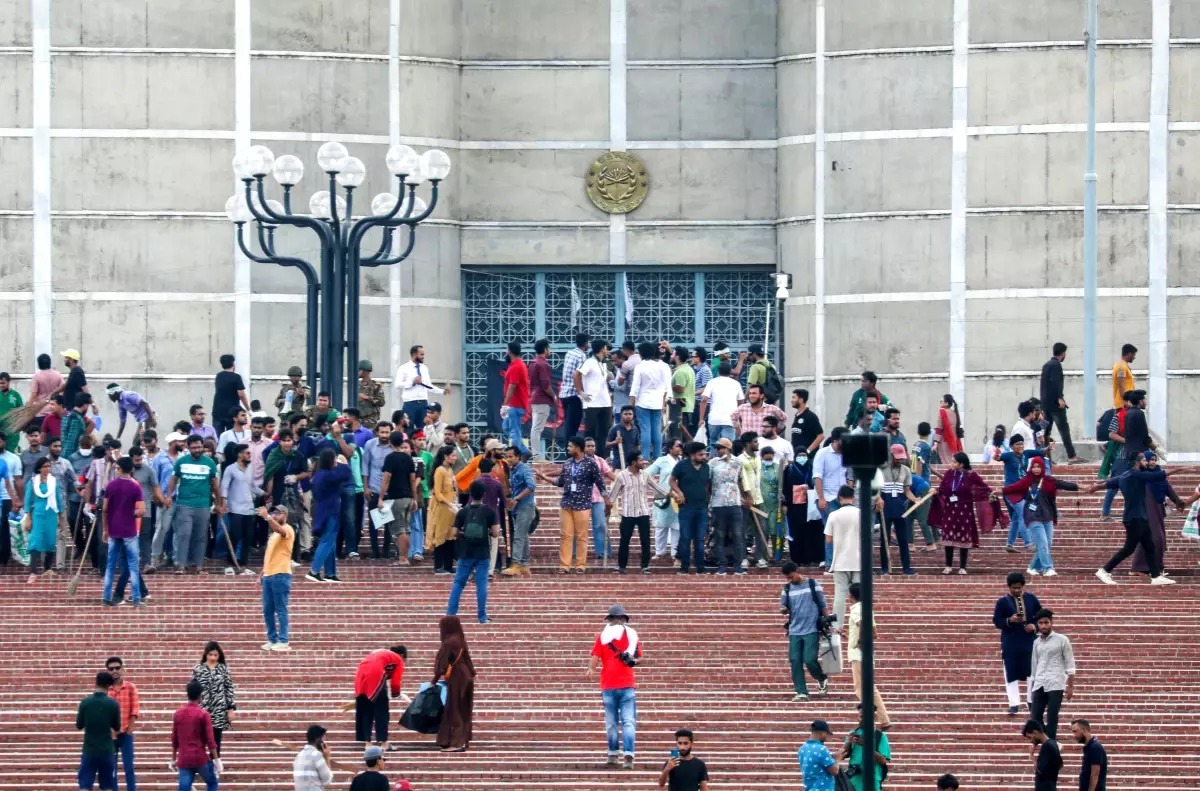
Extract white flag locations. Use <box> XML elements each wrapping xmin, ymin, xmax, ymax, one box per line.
<box><xmin>570</xmin><ymin>277</ymin><xmax>582</xmax><ymax>328</ymax></box>
<box><xmin>623</xmin><ymin>276</ymin><xmax>635</xmax><ymax>328</ymax></box>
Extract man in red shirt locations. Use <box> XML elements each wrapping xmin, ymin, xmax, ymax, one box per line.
<box><xmin>588</xmin><ymin>604</ymin><xmax>643</xmax><ymax>770</ymax></box>
<box><xmin>354</xmin><ymin>646</ymin><xmax>408</xmax><ymax>751</ymax></box>
<box><xmin>40</xmin><ymin>394</ymin><xmax>65</xmax><ymax>441</ymax></box>
<box><xmin>105</xmin><ymin>656</ymin><xmax>140</xmax><ymax>791</ymax></box>
<box><xmin>171</xmin><ymin>681</ymin><xmax>220</xmax><ymax>790</ymax></box>
<box><xmin>528</xmin><ymin>339</ymin><xmax>558</xmax><ymax>461</ymax></box>
<box><xmin>501</xmin><ymin>341</ymin><xmax>531</xmax><ymax>458</ymax></box>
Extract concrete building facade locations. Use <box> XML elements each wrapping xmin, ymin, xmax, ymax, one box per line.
<box><xmin>1</xmin><ymin>0</ymin><xmax>1199</xmax><ymax>453</ymax></box>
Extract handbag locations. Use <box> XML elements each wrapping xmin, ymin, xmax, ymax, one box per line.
<box><xmin>818</xmin><ymin>630</ymin><xmax>843</xmax><ymax>676</ymax></box>
<box><xmin>835</xmin><ymin>769</ymin><xmax>855</xmax><ymax>791</ymax></box>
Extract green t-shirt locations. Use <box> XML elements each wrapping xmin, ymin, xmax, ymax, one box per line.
<box><xmin>0</xmin><ymin>389</ymin><xmax>24</xmax><ymax>450</ymax></box>
<box><xmin>749</xmin><ymin>358</ymin><xmax>771</xmax><ymax>387</ymax></box>
<box><xmin>671</xmin><ymin>364</ymin><xmax>696</xmax><ymax>413</ymax></box>
<box><xmin>76</xmin><ymin>691</ymin><xmax>120</xmax><ymax>758</ymax></box>
<box><xmin>172</xmin><ymin>454</ymin><xmax>218</xmax><ymax>508</ymax></box>
<box><xmin>418</xmin><ymin>450</ymin><xmax>434</xmax><ymax>499</ymax></box>
<box><xmin>846</xmin><ymin>729</ymin><xmax>891</xmax><ymax>791</ymax></box>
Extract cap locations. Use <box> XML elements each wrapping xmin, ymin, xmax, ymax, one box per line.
<box><xmin>287</xmin><ymin>365</ymin><xmax>303</xmax><ymax>377</ymax></box>
<box><xmin>714</xmin><ymin>437</ymin><xmax>733</xmax><ymax>449</ymax></box>
<box><xmin>394</xmin><ymin>782</ymin><xmax>413</xmax><ymax>791</ymax></box>
<box><xmin>889</xmin><ymin>444</ymin><xmax>908</xmax><ymax>460</ymax></box>
<box><xmin>358</xmin><ymin>359</ymin><xmax>373</xmax><ymax>372</ymax></box>
<box><xmin>748</xmin><ymin>343</ymin><xmax>765</xmax><ymax>355</ymax></box>
<box><xmin>811</xmin><ymin>719</ymin><xmax>832</xmax><ymax>733</ymax></box>
<box><xmin>483</xmin><ymin>438</ymin><xmax>502</xmax><ymax>452</ymax></box>
<box><xmin>427</xmin><ymin>402</ymin><xmax>442</xmax><ymax>413</ymax></box>
<box><xmin>1143</xmin><ymin>449</ymin><xmax>1157</xmax><ymax>460</ymax></box>
<box><xmin>363</xmin><ymin>745</ymin><xmax>385</xmax><ymax>762</ymax></box>
<box><xmin>165</xmin><ymin>432</ymin><xmax>187</xmax><ymax>445</ymax></box>
<box><xmin>606</xmin><ymin>604</ymin><xmax>629</xmax><ymax>621</ymax></box>
<box><xmin>60</xmin><ymin>349</ymin><xmax>81</xmax><ymax>361</ymax></box>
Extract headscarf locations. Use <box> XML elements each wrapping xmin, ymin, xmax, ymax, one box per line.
<box><xmin>1144</xmin><ymin>451</ymin><xmax>1170</xmax><ymax>502</ymax></box>
<box><xmin>435</xmin><ymin>616</ymin><xmax>474</xmax><ymax>679</ymax></box>
<box><xmin>1027</xmin><ymin>456</ymin><xmax>1045</xmax><ymax>477</ymax></box>
<box><xmin>439</xmin><ymin>615</ymin><xmax>465</xmax><ymax>642</ymax></box>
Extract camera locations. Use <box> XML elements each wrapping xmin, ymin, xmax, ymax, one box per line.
<box><xmin>617</xmin><ymin>651</ymin><xmax>639</xmax><ymax>668</ymax></box>
<box><xmin>818</xmin><ymin>614</ymin><xmax>838</xmax><ymax>635</ymax></box>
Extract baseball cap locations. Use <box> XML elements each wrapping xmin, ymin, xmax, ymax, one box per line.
<box><xmin>165</xmin><ymin>432</ymin><xmax>187</xmax><ymax>445</ymax></box>
<box><xmin>748</xmin><ymin>343</ymin><xmax>765</xmax><ymax>355</ymax></box>
<box><xmin>483</xmin><ymin>438</ymin><xmax>502</xmax><ymax>452</ymax></box>
<box><xmin>394</xmin><ymin>782</ymin><xmax>412</xmax><ymax>791</ymax></box>
<box><xmin>60</xmin><ymin>349</ymin><xmax>81</xmax><ymax>361</ymax></box>
<box><xmin>427</xmin><ymin>402</ymin><xmax>442</xmax><ymax>413</ymax></box>
<box><xmin>364</xmin><ymin>745</ymin><xmax>385</xmax><ymax>762</ymax></box>
<box><xmin>714</xmin><ymin>437</ymin><xmax>733</xmax><ymax>449</ymax></box>
<box><xmin>811</xmin><ymin>719</ymin><xmax>832</xmax><ymax>733</ymax></box>
<box><xmin>889</xmin><ymin>444</ymin><xmax>908</xmax><ymax>460</ymax></box>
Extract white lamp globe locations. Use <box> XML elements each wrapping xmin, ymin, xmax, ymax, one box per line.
<box><xmin>232</xmin><ymin>153</ymin><xmax>252</xmax><ymax>181</ymax></box>
<box><xmin>224</xmin><ymin>195</ymin><xmax>251</xmax><ymax>223</ymax></box>
<box><xmin>316</xmin><ymin>141</ymin><xmax>348</xmax><ymax>172</ymax></box>
<box><xmin>273</xmin><ymin>154</ymin><xmax>304</xmax><ymax>186</ymax></box>
<box><xmin>335</xmin><ymin>156</ymin><xmax>366</xmax><ymax>188</ymax></box>
<box><xmin>404</xmin><ymin>162</ymin><xmax>426</xmax><ymax>187</ymax></box>
<box><xmin>309</xmin><ymin>190</ymin><xmax>331</xmax><ymax>219</ymax></box>
<box><xmin>420</xmin><ymin>149</ymin><xmax>452</xmax><ymax>181</ymax></box>
<box><xmin>371</xmin><ymin>192</ymin><xmax>398</xmax><ymax>216</ymax></box>
<box><xmin>386</xmin><ymin>144</ymin><xmax>419</xmax><ymax>176</ymax></box>
<box><xmin>406</xmin><ymin>196</ymin><xmax>428</xmax><ymax>217</ymax></box>
<box><xmin>265</xmin><ymin>198</ymin><xmax>285</xmax><ymax>217</ymax></box>
<box><xmin>247</xmin><ymin>145</ymin><xmax>275</xmax><ymax>176</ymax></box>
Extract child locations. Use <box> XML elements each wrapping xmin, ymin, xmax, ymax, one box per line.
<box><xmin>760</xmin><ymin>446</ymin><xmax>783</xmax><ymax>561</ymax></box>
<box><xmin>911</xmin><ymin>423</ymin><xmax>932</xmax><ymax>480</ymax></box>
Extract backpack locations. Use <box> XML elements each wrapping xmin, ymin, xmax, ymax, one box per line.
<box><xmin>758</xmin><ymin>361</ymin><xmax>784</xmax><ymax>404</ymax></box>
<box><xmin>1096</xmin><ymin>408</ymin><xmax>1116</xmax><ymax>442</ymax></box>
<box><xmin>844</xmin><ymin>731</ymin><xmax>889</xmax><ymax>783</ymax></box>
<box><xmin>462</xmin><ymin>506</ymin><xmax>489</xmax><ymax>543</ymax></box>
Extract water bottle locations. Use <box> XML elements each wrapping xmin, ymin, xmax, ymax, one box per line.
<box><xmin>284</xmin><ymin>389</ymin><xmax>294</xmax><ymax>411</ymax></box>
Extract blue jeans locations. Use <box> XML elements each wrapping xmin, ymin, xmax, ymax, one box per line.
<box><xmin>1028</xmin><ymin>521</ymin><xmax>1055</xmax><ymax>573</ymax></box>
<box><xmin>446</xmin><ymin>556</ymin><xmax>490</xmax><ymax>623</ymax></box>
<box><xmin>114</xmin><ymin>545</ymin><xmax>149</xmax><ymax>602</ymax></box>
<box><xmin>820</xmin><ymin>500</ymin><xmax>840</xmax><ymax>566</ymax></box>
<box><xmin>677</xmin><ymin>508</ymin><xmax>708</xmax><ymax>573</ymax></box>
<box><xmin>602</xmin><ymin>687</ymin><xmax>637</xmax><ymax>756</ymax></box>
<box><xmin>409</xmin><ymin>508</ymin><xmax>425</xmax><ymax>560</ymax></box>
<box><xmin>591</xmin><ymin>501</ymin><xmax>609</xmax><ymax>559</ymax></box>
<box><xmin>504</xmin><ymin>406</ymin><xmax>529</xmax><ymax>456</ymax></box>
<box><xmin>635</xmin><ymin>406</ymin><xmax>662</xmax><ymax>462</ymax></box>
<box><xmin>103</xmin><ymin>537</ymin><xmax>142</xmax><ymax>604</ymax></box>
<box><xmin>340</xmin><ymin>486</ymin><xmax>358</xmax><ymax>554</ymax></box>
<box><xmin>402</xmin><ymin>400</ymin><xmax>428</xmax><ymax>433</ymax></box>
<box><xmin>261</xmin><ymin>573</ymin><xmax>291</xmax><ymax>644</ymax></box>
<box><xmin>113</xmin><ymin>733</ymin><xmax>136</xmax><ymax>791</ymax></box>
<box><xmin>78</xmin><ymin>752</ymin><xmax>116</xmax><ymax>790</ymax></box>
<box><xmin>310</xmin><ymin>515</ymin><xmax>339</xmax><ymax>577</ymax></box>
<box><xmin>177</xmin><ymin>761</ymin><xmax>218</xmax><ymax>791</ymax></box>
<box><xmin>1006</xmin><ymin>502</ymin><xmax>1032</xmax><ymax>547</ymax></box>
<box><xmin>1102</xmin><ymin>457</ymin><xmax>1128</xmax><ymax>516</ymax></box>
<box><xmin>708</xmin><ymin>424</ymin><xmax>735</xmax><ymax>453</ymax></box>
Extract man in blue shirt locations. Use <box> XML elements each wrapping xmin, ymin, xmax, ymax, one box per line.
<box><xmin>798</xmin><ymin>719</ymin><xmax>838</xmax><ymax>791</ymax></box>
<box><xmin>1071</xmin><ymin>718</ymin><xmax>1107</xmax><ymax>791</ymax></box>
<box><xmin>1089</xmin><ymin>451</ymin><xmax>1178</xmax><ymax>585</ymax></box>
<box><xmin>502</xmin><ymin>447</ymin><xmax>536</xmax><ymax>576</ymax></box>
<box><xmin>779</xmin><ymin>562</ymin><xmax>830</xmax><ymax>702</ymax></box>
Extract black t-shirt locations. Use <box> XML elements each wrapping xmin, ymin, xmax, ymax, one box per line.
<box><xmin>382</xmin><ymin>451</ymin><xmax>415</xmax><ymax>499</ymax></box>
<box><xmin>665</xmin><ymin>757</ymin><xmax>708</xmax><ymax>791</ymax></box>
<box><xmin>790</xmin><ymin>409</ymin><xmax>824</xmax><ymax>456</ymax></box>
<box><xmin>1036</xmin><ymin>739</ymin><xmax>1062</xmax><ymax>791</ymax></box>
<box><xmin>453</xmin><ymin>503</ymin><xmax>496</xmax><ymax>559</ymax></box>
<box><xmin>212</xmin><ymin>370</ymin><xmax>245</xmax><ymax>423</ymax></box>
<box><xmin>63</xmin><ymin>367</ymin><xmax>87</xmax><ymax>409</ymax></box>
<box><xmin>348</xmin><ymin>771</ymin><xmax>390</xmax><ymax>791</ymax></box>
<box><xmin>1080</xmin><ymin>738</ymin><xmax>1107</xmax><ymax>791</ymax></box>
<box><xmin>670</xmin><ymin>459</ymin><xmax>710</xmax><ymax>510</ymax></box>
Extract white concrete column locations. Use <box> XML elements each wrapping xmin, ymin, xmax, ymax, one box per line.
<box><xmin>234</xmin><ymin>0</ymin><xmax>252</xmax><ymax>386</ymax></box>
<box><xmin>948</xmin><ymin>0</ymin><xmax>970</xmax><ymax>409</ymax></box>
<box><xmin>812</xmin><ymin>0</ymin><xmax>826</xmax><ymax>416</ymax></box>
<box><xmin>609</xmin><ymin>0</ymin><xmax>628</xmax><ymax>269</ymax></box>
<box><xmin>31</xmin><ymin>0</ymin><xmax>52</xmax><ymax>357</ymax></box>
<box><xmin>1147</xmin><ymin>0</ymin><xmax>1170</xmax><ymax>442</ymax></box>
<box><xmin>389</xmin><ymin>0</ymin><xmax>404</xmax><ymax>382</ymax></box>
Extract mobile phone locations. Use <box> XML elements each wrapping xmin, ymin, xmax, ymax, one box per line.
<box><xmin>670</xmin><ymin>749</ymin><xmax>680</xmax><ymax>759</ymax></box>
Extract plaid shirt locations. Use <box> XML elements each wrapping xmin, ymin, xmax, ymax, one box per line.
<box><xmin>558</xmin><ymin>347</ymin><xmax>587</xmax><ymax>399</ymax></box>
<box><xmin>731</xmin><ymin>402</ymin><xmax>787</xmax><ymax>438</ymax></box>
<box><xmin>608</xmin><ymin>469</ymin><xmax>671</xmax><ymax>518</ymax></box>
<box><xmin>61</xmin><ymin>410</ymin><xmax>88</xmax><ymax>458</ymax></box>
<box><xmin>108</xmin><ymin>680</ymin><xmax>140</xmax><ymax>733</ymax></box>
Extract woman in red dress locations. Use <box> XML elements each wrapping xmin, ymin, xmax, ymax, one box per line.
<box><xmin>932</xmin><ymin>394</ymin><xmax>963</xmax><ymax>465</ymax></box>
<box><xmin>930</xmin><ymin>452</ymin><xmax>993</xmax><ymax>575</ymax></box>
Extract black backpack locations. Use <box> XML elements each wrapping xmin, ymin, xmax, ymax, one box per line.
<box><xmin>759</xmin><ymin>361</ymin><xmax>784</xmax><ymax>404</ymax></box>
<box><xmin>462</xmin><ymin>506</ymin><xmax>489</xmax><ymax>544</ymax></box>
<box><xmin>1096</xmin><ymin>408</ymin><xmax>1116</xmax><ymax>442</ymax></box>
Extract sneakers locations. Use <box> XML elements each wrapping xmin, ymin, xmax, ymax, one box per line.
<box><xmin>224</xmin><ymin>567</ymin><xmax>235</xmax><ymax>576</ymax></box>
<box><xmin>942</xmin><ymin>567</ymin><xmax>952</xmax><ymax>575</ymax></box>
<box><xmin>1042</xmin><ymin>569</ymin><xmax>1058</xmax><ymax>577</ymax></box>
<box><xmin>1005</xmin><ymin>545</ymin><xmax>1018</xmax><ymax>554</ymax></box>
<box><xmin>260</xmin><ymin>642</ymin><xmax>275</xmax><ymax>651</ymax></box>
<box><xmin>735</xmin><ymin>569</ymin><xmax>748</xmax><ymax>576</ymax></box>
<box><xmin>716</xmin><ymin>569</ymin><xmax>727</xmax><ymax>576</ymax></box>
<box><xmin>304</xmin><ymin>573</ymin><xmax>323</xmax><ymax>583</ymax></box>
<box><xmin>740</xmin><ymin>558</ymin><xmax>750</xmax><ymax>569</ymax></box>
<box><xmin>792</xmin><ymin>693</ymin><xmax>809</xmax><ymax>702</ymax></box>
<box><xmin>903</xmin><ymin>569</ymin><xmax>917</xmax><ymax>575</ymax></box>
<box><xmin>818</xmin><ymin>678</ymin><xmax>829</xmax><ymax>694</ymax></box>
<box><xmin>1008</xmin><ymin>706</ymin><xmax>1019</xmax><ymax>716</ymax></box>
<box><xmin>349</xmin><ymin>551</ymin><xmax>360</xmax><ymax>559</ymax></box>
<box><xmin>1095</xmin><ymin>568</ymin><xmax>1116</xmax><ymax>585</ymax></box>
<box><xmin>290</xmin><ymin>560</ymin><xmax>300</xmax><ymax>569</ymax></box>
<box><xmin>271</xmin><ymin>642</ymin><xmax>292</xmax><ymax>651</ymax></box>
<box><xmin>756</xmin><ymin>559</ymin><xmax>769</xmax><ymax>568</ymax></box>
<box><xmin>1026</xmin><ymin>568</ymin><xmax>1040</xmax><ymax>577</ymax></box>
<box><xmin>325</xmin><ymin>575</ymin><xmax>344</xmax><ymax>583</ymax></box>
<box><xmin>1151</xmin><ymin>574</ymin><xmax>1177</xmax><ymax>585</ymax></box>
<box><xmin>606</xmin><ymin>756</ymin><xmax>620</xmax><ymax>769</ymax></box>
<box><xmin>622</xmin><ymin>756</ymin><xmax>634</xmax><ymax>770</ymax></box>
<box><xmin>642</xmin><ymin>567</ymin><xmax>651</xmax><ymax>575</ymax></box>
<box><xmin>240</xmin><ymin>568</ymin><xmax>256</xmax><ymax>576</ymax></box>
<box><xmin>957</xmin><ymin>568</ymin><xmax>968</xmax><ymax>575</ymax></box>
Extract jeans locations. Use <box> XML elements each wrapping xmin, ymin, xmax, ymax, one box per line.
<box><xmin>103</xmin><ymin>537</ymin><xmax>142</xmax><ymax>603</ymax></box>
<box><xmin>511</xmin><ymin>505</ymin><xmax>534</xmax><ymax>565</ymax></box>
<box><xmin>561</xmin><ymin>395</ymin><xmax>583</xmax><ymax>439</ymax></box>
<box><xmin>402</xmin><ymin>400</ymin><xmax>428</xmax><ymax>433</ymax></box>
<box><xmin>78</xmin><ymin>752</ymin><xmax>116</xmax><ymax>791</ymax></box>
<box><xmin>1030</xmin><ymin>688</ymin><xmax>1064</xmax><ymax>741</ymax></box>
<box><xmin>173</xmin><ymin>506</ymin><xmax>211</xmax><ymax>569</ymax></box>
<box><xmin>1101</xmin><ymin>457</ymin><xmax>1129</xmax><ymax>516</ymax></box>
<box><xmin>530</xmin><ymin>404</ymin><xmax>552</xmax><ymax>459</ymax></box>
<box><xmin>1103</xmin><ymin>517</ymin><xmax>1160</xmax><ymax>576</ymax></box>
<box><xmin>447</xmin><ymin>555</ymin><xmax>490</xmax><ymax>623</ymax></box>
<box><xmin>114</xmin><ymin>549</ymin><xmax>150</xmax><ymax>602</ymax></box>
<box><xmin>881</xmin><ymin>516</ymin><xmax>912</xmax><ymax>573</ymax></box>
<box><xmin>711</xmin><ymin>506</ymin><xmax>744</xmax><ymax>572</ymax></box>
<box><xmin>1006</xmin><ymin>502</ymin><xmax>1032</xmax><ymax>547</ymax></box>
<box><xmin>819</xmin><ymin>500</ymin><xmax>840</xmax><ymax>566</ymax></box>
<box><xmin>677</xmin><ymin>508</ymin><xmax>708</xmax><ymax>573</ymax></box>
<box><xmin>602</xmin><ymin>687</ymin><xmax>637</xmax><ymax>756</ymax></box>
<box><xmin>1043</xmin><ymin>406</ymin><xmax>1076</xmax><ymax>458</ymax></box>
<box><xmin>591</xmin><ymin>501</ymin><xmax>609</xmax><ymax>559</ymax></box>
<box><xmin>408</xmin><ymin>508</ymin><xmax>425</xmax><ymax>560</ymax></box>
<box><xmin>336</xmin><ymin>486</ymin><xmax>357</xmax><ymax>556</ymax></box>
<box><xmin>113</xmin><ymin>732</ymin><xmax>136</xmax><ymax>791</ymax></box>
<box><xmin>584</xmin><ymin>407</ymin><xmax>612</xmax><ymax>451</ymax></box>
<box><xmin>618</xmin><ymin>515</ymin><xmax>651</xmax><ymax>570</ymax></box>
<box><xmin>261</xmin><ymin>573</ymin><xmax>291</xmax><ymax>644</ymax></box>
<box><xmin>177</xmin><ymin>761</ymin><xmax>218</xmax><ymax>791</ymax></box>
<box><xmin>634</xmin><ymin>406</ymin><xmax>662</xmax><ymax>463</ymax></box>
<box><xmin>310</xmin><ymin>515</ymin><xmax>339</xmax><ymax>577</ymax></box>
<box><xmin>504</xmin><ymin>406</ymin><xmax>529</xmax><ymax>456</ymax></box>
<box><xmin>708</xmin><ymin>424</ymin><xmax>735</xmax><ymax>453</ymax></box>
<box><xmin>787</xmin><ymin>632</ymin><xmax>826</xmax><ymax>694</ymax></box>
<box><xmin>1028</xmin><ymin>521</ymin><xmax>1055</xmax><ymax>573</ymax></box>
<box><xmin>150</xmin><ymin>502</ymin><xmax>175</xmax><ymax>563</ymax></box>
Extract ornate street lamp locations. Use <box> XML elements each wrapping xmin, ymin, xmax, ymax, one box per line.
<box><xmin>225</xmin><ymin>142</ymin><xmax>451</xmax><ymax>408</ymax></box>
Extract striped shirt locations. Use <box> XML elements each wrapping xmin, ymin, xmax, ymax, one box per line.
<box><xmin>694</xmin><ymin>363</ymin><xmax>712</xmax><ymax>392</ymax></box>
<box><xmin>558</xmin><ymin>347</ymin><xmax>587</xmax><ymax>398</ymax></box>
<box><xmin>293</xmin><ymin>744</ymin><xmax>334</xmax><ymax>791</ymax></box>
<box><xmin>608</xmin><ymin>468</ymin><xmax>672</xmax><ymax>518</ymax></box>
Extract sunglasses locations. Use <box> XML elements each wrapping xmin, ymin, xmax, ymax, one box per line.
<box><xmin>107</xmin><ymin>666</ymin><xmax>121</xmax><ymax>671</ymax></box>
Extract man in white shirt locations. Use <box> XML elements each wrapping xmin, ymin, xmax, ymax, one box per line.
<box><xmin>812</xmin><ymin>427</ymin><xmax>849</xmax><ymax>570</ymax></box>
<box><xmin>759</xmin><ymin>416</ymin><xmax>794</xmax><ymax>467</ymax></box>
<box><xmin>1011</xmin><ymin>400</ymin><xmax>1037</xmax><ymax>450</ymax></box>
<box><xmin>823</xmin><ymin>484</ymin><xmax>859</xmax><ymax>629</ymax></box>
<box><xmin>629</xmin><ymin>342</ymin><xmax>672</xmax><ymax>463</ymax></box>
<box><xmin>697</xmin><ymin>360</ymin><xmax>744</xmax><ymax>451</ymax></box>
<box><xmin>577</xmin><ymin>340</ymin><xmax>614</xmax><ymax>449</ymax></box>
<box><xmin>394</xmin><ymin>344</ymin><xmax>449</xmax><ymax>433</ymax></box>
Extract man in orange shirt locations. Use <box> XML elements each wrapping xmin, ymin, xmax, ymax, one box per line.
<box><xmin>1112</xmin><ymin>344</ymin><xmax>1137</xmax><ymax>410</ymax></box>
<box><xmin>105</xmin><ymin>656</ymin><xmax>139</xmax><ymax>791</ymax></box>
<box><xmin>354</xmin><ymin>646</ymin><xmax>408</xmax><ymax>752</ymax></box>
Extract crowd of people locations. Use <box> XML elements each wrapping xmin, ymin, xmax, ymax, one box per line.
<box><xmin>2</xmin><ymin>338</ymin><xmax>1170</xmax><ymax>791</ymax></box>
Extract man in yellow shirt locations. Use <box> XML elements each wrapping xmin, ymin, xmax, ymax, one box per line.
<box><xmin>1111</xmin><ymin>344</ymin><xmax>1137</xmax><ymax>409</ymax></box>
<box><xmin>258</xmin><ymin>505</ymin><xmax>296</xmax><ymax>652</ymax></box>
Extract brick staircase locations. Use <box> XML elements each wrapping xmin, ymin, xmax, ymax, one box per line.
<box><xmin>2</xmin><ymin>463</ymin><xmax>1198</xmax><ymax>790</ymax></box>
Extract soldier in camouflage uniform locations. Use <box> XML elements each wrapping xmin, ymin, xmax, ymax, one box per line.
<box><xmin>275</xmin><ymin>365</ymin><xmax>310</xmax><ymax>420</ymax></box>
<box><xmin>357</xmin><ymin>360</ymin><xmax>387</xmax><ymax>429</ymax></box>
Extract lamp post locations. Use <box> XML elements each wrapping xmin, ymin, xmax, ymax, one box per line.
<box><xmin>224</xmin><ymin>142</ymin><xmax>451</xmax><ymax>409</ymax></box>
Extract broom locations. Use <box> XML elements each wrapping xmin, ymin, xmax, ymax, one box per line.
<box><xmin>0</xmin><ymin>400</ymin><xmax>47</xmax><ymax>436</ymax></box>
<box><xmin>68</xmin><ymin>506</ymin><xmax>100</xmax><ymax>598</ymax></box>
<box><xmin>219</xmin><ymin>514</ymin><xmax>243</xmax><ymax>574</ymax></box>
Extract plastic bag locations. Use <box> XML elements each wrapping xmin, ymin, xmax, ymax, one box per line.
<box><xmin>9</xmin><ymin>516</ymin><xmax>30</xmax><ymax>567</ymax></box>
<box><xmin>1183</xmin><ymin>501</ymin><xmax>1200</xmax><ymax>541</ymax></box>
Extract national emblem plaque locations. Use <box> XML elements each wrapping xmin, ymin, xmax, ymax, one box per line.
<box><xmin>586</xmin><ymin>151</ymin><xmax>649</xmax><ymax>214</ymax></box>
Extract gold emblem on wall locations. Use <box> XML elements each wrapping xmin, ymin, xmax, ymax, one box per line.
<box><xmin>586</xmin><ymin>151</ymin><xmax>649</xmax><ymax>214</ymax></box>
